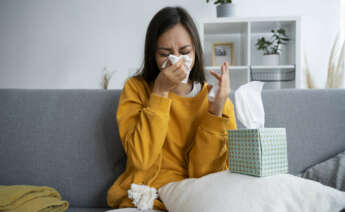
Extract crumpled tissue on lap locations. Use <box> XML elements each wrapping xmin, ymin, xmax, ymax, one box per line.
<box><xmin>128</xmin><ymin>183</ymin><xmax>158</xmax><ymax>211</ymax></box>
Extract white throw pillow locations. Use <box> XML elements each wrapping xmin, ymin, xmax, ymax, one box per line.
<box><xmin>158</xmin><ymin>170</ymin><xmax>345</xmax><ymax>212</ymax></box>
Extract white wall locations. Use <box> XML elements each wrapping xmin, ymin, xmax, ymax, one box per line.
<box><xmin>341</xmin><ymin>0</ymin><xmax>345</xmax><ymax>40</ymax></box>
<box><xmin>0</xmin><ymin>0</ymin><xmax>340</xmax><ymax>89</ymax></box>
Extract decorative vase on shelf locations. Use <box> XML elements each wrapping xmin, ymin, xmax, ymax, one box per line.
<box><xmin>216</xmin><ymin>3</ymin><xmax>233</xmax><ymax>17</ymax></box>
<box><xmin>262</xmin><ymin>54</ymin><xmax>280</xmax><ymax>66</ymax></box>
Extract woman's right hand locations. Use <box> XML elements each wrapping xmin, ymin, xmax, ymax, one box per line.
<box><xmin>152</xmin><ymin>57</ymin><xmax>187</xmax><ymax>97</ymax></box>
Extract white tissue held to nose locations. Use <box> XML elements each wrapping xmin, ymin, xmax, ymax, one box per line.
<box><xmin>234</xmin><ymin>81</ymin><xmax>265</xmax><ymax>129</ymax></box>
<box><xmin>161</xmin><ymin>54</ymin><xmax>193</xmax><ymax>84</ymax></box>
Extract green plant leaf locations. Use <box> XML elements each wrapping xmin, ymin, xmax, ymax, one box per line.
<box><xmin>277</xmin><ymin>28</ymin><xmax>287</xmax><ymax>35</ymax></box>
<box><xmin>214</xmin><ymin>0</ymin><xmax>221</xmax><ymax>5</ymax></box>
<box><xmin>207</xmin><ymin>0</ymin><xmax>232</xmax><ymax>5</ymax></box>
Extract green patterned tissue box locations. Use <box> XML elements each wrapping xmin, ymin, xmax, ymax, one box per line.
<box><xmin>228</xmin><ymin>128</ymin><xmax>288</xmax><ymax>177</ymax></box>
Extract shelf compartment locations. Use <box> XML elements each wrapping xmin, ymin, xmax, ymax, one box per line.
<box><xmin>251</xmin><ymin>20</ymin><xmax>296</xmax><ymax>34</ymax></box>
<box><xmin>250</xmin><ymin>21</ymin><xmax>296</xmax><ymax>66</ymax></box>
<box><xmin>262</xmin><ymin>80</ymin><xmax>295</xmax><ymax>90</ymax></box>
<box><xmin>205</xmin><ymin>66</ymin><xmax>248</xmax><ymax>70</ymax></box>
<box><xmin>198</xmin><ymin>16</ymin><xmax>300</xmax><ymax>89</ymax></box>
<box><xmin>251</xmin><ymin>66</ymin><xmax>295</xmax><ymax>81</ymax></box>
<box><xmin>251</xmin><ymin>65</ymin><xmax>295</xmax><ymax>69</ymax></box>
<box><xmin>204</xmin><ymin>22</ymin><xmax>248</xmax><ymax>34</ymax></box>
<box><xmin>202</xmin><ymin>22</ymin><xmax>249</xmax><ymax>67</ymax></box>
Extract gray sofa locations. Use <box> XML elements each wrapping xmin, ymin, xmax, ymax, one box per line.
<box><xmin>1</xmin><ymin>88</ymin><xmax>345</xmax><ymax>212</ymax></box>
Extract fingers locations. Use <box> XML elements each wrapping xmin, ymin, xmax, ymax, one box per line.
<box><xmin>221</xmin><ymin>61</ymin><xmax>229</xmax><ymax>76</ymax></box>
<box><xmin>171</xmin><ymin>59</ymin><xmax>185</xmax><ymax>73</ymax></box>
<box><xmin>178</xmin><ymin>66</ymin><xmax>188</xmax><ymax>80</ymax></box>
<box><xmin>223</xmin><ymin>62</ymin><xmax>230</xmax><ymax>83</ymax></box>
<box><xmin>178</xmin><ymin>72</ymin><xmax>187</xmax><ymax>81</ymax></box>
<box><xmin>209</xmin><ymin>70</ymin><xmax>221</xmax><ymax>81</ymax></box>
<box><xmin>172</xmin><ymin>58</ymin><xmax>187</xmax><ymax>80</ymax></box>
<box><xmin>213</xmin><ymin>62</ymin><xmax>229</xmax><ymax>80</ymax></box>
<box><xmin>170</xmin><ymin>63</ymin><xmax>187</xmax><ymax>82</ymax></box>
<box><xmin>162</xmin><ymin>57</ymin><xmax>187</xmax><ymax>83</ymax></box>
<box><xmin>224</xmin><ymin>61</ymin><xmax>229</xmax><ymax>74</ymax></box>
<box><xmin>170</xmin><ymin>71</ymin><xmax>186</xmax><ymax>83</ymax></box>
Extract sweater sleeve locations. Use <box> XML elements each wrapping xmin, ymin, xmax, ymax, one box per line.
<box><xmin>187</xmin><ymin>97</ymin><xmax>237</xmax><ymax>178</ymax></box>
<box><xmin>116</xmin><ymin>77</ymin><xmax>172</xmax><ymax>171</ymax></box>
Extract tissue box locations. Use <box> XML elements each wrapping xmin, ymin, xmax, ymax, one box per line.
<box><xmin>228</xmin><ymin>128</ymin><xmax>288</xmax><ymax>177</ymax></box>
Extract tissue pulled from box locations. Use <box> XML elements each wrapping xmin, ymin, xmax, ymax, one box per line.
<box><xmin>234</xmin><ymin>81</ymin><xmax>265</xmax><ymax>129</ymax></box>
<box><xmin>161</xmin><ymin>54</ymin><xmax>192</xmax><ymax>83</ymax></box>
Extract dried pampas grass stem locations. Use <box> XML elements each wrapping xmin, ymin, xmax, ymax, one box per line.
<box><xmin>326</xmin><ymin>33</ymin><xmax>345</xmax><ymax>88</ymax></box>
<box><xmin>304</xmin><ymin>52</ymin><xmax>316</xmax><ymax>89</ymax></box>
<box><xmin>101</xmin><ymin>67</ymin><xmax>117</xmax><ymax>90</ymax></box>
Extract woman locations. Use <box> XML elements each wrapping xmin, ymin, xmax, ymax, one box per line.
<box><xmin>106</xmin><ymin>6</ymin><xmax>237</xmax><ymax>211</ymax></box>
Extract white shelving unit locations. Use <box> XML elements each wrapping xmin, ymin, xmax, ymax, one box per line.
<box><xmin>198</xmin><ymin>16</ymin><xmax>301</xmax><ymax>90</ymax></box>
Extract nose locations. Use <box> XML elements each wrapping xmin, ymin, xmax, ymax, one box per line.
<box><xmin>170</xmin><ymin>49</ymin><xmax>181</xmax><ymax>57</ymax></box>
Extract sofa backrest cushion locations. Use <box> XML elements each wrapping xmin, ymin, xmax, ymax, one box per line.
<box><xmin>0</xmin><ymin>89</ymin><xmax>125</xmax><ymax>208</ymax></box>
<box><xmin>1</xmin><ymin>88</ymin><xmax>345</xmax><ymax>208</ymax></box>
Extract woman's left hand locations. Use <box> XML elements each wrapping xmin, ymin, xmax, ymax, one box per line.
<box><xmin>207</xmin><ymin>61</ymin><xmax>231</xmax><ymax>117</ymax></box>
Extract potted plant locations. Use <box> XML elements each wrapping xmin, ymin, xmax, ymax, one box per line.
<box><xmin>255</xmin><ymin>28</ymin><xmax>290</xmax><ymax>65</ymax></box>
<box><xmin>206</xmin><ymin>0</ymin><xmax>233</xmax><ymax>17</ymax></box>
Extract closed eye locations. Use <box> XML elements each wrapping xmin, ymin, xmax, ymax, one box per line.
<box><xmin>181</xmin><ymin>51</ymin><xmax>190</xmax><ymax>55</ymax></box>
<box><xmin>160</xmin><ymin>52</ymin><xmax>190</xmax><ymax>57</ymax></box>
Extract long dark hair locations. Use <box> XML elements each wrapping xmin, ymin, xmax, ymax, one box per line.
<box><xmin>134</xmin><ymin>6</ymin><xmax>206</xmax><ymax>86</ymax></box>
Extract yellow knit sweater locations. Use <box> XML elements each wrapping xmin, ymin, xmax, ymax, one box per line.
<box><xmin>106</xmin><ymin>76</ymin><xmax>237</xmax><ymax>211</ymax></box>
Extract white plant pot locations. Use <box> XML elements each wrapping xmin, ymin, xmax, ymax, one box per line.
<box><xmin>262</xmin><ymin>54</ymin><xmax>280</xmax><ymax>66</ymax></box>
<box><xmin>216</xmin><ymin>3</ymin><xmax>233</xmax><ymax>17</ymax></box>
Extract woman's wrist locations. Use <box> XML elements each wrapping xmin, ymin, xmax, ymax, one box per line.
<box><xmin>152</xmin><ymin>87</ymin><xmax>169</xmax><ymax>98</ymax></box>
<box><xmin>208</xmin><ymin>99</ymin><xmax>226</xmax><ymax>117</ymax></box>
<box><xmin>152</xmin><ymin>78</ymin><xmax>169</xmax><ymax>98</ymax></box>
